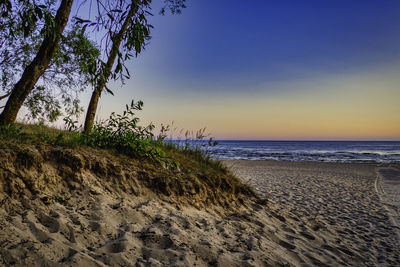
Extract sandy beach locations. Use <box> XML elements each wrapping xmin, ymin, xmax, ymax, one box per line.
<box><xmin>1</xmin><ymin>0</ymin><xmax>399</xmax><ymax>265</ymax></box>
<box><xmin>226</xmin><ymin>160</ymin><xmax>400</xmax><ymax>266</ymax></box>
<box><xmin>1</xmin><ymin>154</ymin><xmax>400</xmax><ymax>266</ymax></box>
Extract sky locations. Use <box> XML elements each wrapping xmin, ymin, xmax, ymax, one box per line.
<box><xmin>83</xmin><ymin>0</ymin><xmax>400</xmax><ymax>140</ymax></box>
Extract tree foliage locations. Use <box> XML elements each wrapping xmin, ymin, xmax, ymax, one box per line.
<box><xmin>75</xmin><ymin>0</ymin><xmax>154</xmax><ymax>92</ymax></box>
<box><xmin>77</xmin><ymin>0</ymin><xmax>186</xmax><ymax>90</ymax></box>
<box><xmin>82</xmin><ymin>0</ymin><xmax>155</xmax><ymax>132</ymax></box>
<box><xmin>0</xmin><ymin>0</ymin><xmax>75</xmax><ymax>125</ymax></box>
<box><xmin>160</xmin><ymin>0</ymin><xmax>186</xmax><ymax>15</ymax></box>
<box><xmin>80</xmin><ymin>0</ymin><xmax>187</xmax><ymax>133</ymax></box>
<box><xmin>1</xmin><ymin>1</ymin><xmax>99</xmax><ymax>122</ymax></box>
<box><xmin>0</xmin><ymin>0</ymin><xmax>187</xmax><ymax>126</ymax></box>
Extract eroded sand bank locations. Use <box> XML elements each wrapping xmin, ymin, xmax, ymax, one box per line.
<box><xmin>1</xmin><ymin>160</ymin><xmax>399</xmax><ymax>266</ymax></box>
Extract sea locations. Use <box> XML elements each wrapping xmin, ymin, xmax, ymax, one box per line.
<box><xmin>203</xmin><ymin>141</ymin><xmax>400</xmax><ymax>163</ymax></box>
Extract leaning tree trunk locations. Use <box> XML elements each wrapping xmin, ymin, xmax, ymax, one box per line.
<box><xmin>83</xmin><ymin>2</ymin><xmax>137</xmax><ymax>134</ymax></box>
<box><xmin>0</xmin><ymin>0</ymin><xmax>74</xmax><ymax>125</ymax></box>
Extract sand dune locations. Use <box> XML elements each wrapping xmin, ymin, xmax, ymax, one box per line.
<box><xmin>1</xmin><ymin>149</ymin><xmax>399</xmax><ymax>266</ymax></box>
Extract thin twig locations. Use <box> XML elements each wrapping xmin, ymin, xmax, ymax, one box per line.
<box><xmin>0</xmin><ymin>91</ymin><xmax>11</xmax><ymax>101</ymax></box>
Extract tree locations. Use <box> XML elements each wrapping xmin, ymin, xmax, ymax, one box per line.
<box><xmin>81</xmin><ymin>0</ymin><xmax>187</xmax><ymax>133</ymax></box>
<box><xmin>0</xmin><ymin>0</ymin><xmax>74</xmax><ymax>125</ymax></box>
<box><xmin>0</xmin><ymin>0</ymin><xmax>186</xmax><ymax>127</ymax></box>
<box><xmin>1</xmin><ymin>18</ymin><xmax>99</xmax><ymax>122</ymax></box>
<box><xmin>82</xmin><ymin>0</ymin><xmax>151</xmax><ymax>133</ymax></box>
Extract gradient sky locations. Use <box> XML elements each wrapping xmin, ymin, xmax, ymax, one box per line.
<box><xmin>83</xmin><ymin>0</ymin><xmax>400</xmax><ymax>140</ymax></box>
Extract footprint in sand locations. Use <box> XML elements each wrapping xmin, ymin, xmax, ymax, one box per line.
<box><xmin>60</xmin><ymin>248</ymin><xmax>78</xmax><ymax>263</ymax></box>
<box><xmin>245</xmin><ymin>235</ymin><xmax>257</xmax><ymax>251</ymax></box>
<box><xmin>139</xmin><ymin>228</ymin><xmax>175</xmax><ymax>250</ymax></box>
<box><xmin>280</xmin><ymin>224</ymin><xmax>296</xmax><ymax>234</ymax></box>
<box><xmin>69</xmin><ymin>214</ymin><xmax>82</xmax><ymax>226</ymax></box>
<box><xmin>278</xmin><ymin>239</ymin><xmax>296</xmax><ymax>250</ymax></box>
<box><xmin>105</xmin><ymin>240</ymin><xmax>127</xmax><ymax>253</ymax></box>
<box><xmin>299</xmin><ymin>231</ymin><xmax>315</xmax><ymax>240</ymax></box>
<box><xmin>67</xmin><ymin>225</ymin><xmax>76</xmax><ymax>243</ymax></box>
<box><xmin>38</xmin><ymin>212</ymin><xmax>60</xmax><ymax>233</ymax></box>
<box><xmin>321</xmin><ymin>244</ymin><xmax>338</xmax><ymax>253</ymax></box>
<box><xmin>26</xmin><ymin>220</ymin><xmax>52</xmax><ymax>243</ymax></box>
<box><xmin>89</xmin><ymin>221</ymin><xmax>101</xmax><ymax>232</ymax></box>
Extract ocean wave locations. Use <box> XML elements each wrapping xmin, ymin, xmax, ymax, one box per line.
<box><xmin>207</xmin><ymin>141</ymin><xmax>400</xmax><ymax>163</ymax></box>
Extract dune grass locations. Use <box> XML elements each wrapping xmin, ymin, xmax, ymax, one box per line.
<box><xmin>0</xmin><ymin>122</ymin><xmax>257</xmax><ymax>207</ymax></box>
<box><xmin>0</xmin><ymin>123</ymin><xmax>80</xmax><ymax>146</ymax></box>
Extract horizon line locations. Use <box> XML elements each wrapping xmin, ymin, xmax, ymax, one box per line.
<box><xmin>169</xmin><ymin>139</ymin><xmax>400</xmax><ymax>142</ymax></box>
<box><xmin>214</xmin><ymin>139</ymin><xmax>400</xmax><ymax>142</ymax></box>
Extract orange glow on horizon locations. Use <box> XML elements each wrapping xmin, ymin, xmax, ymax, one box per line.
<box><xmin>105</xmin><ymin>66</ymin><xmax>400</xmax><ymax>141</ymax></box>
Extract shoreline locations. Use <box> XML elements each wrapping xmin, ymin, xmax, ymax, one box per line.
<box><xmin>222</xmin><ymin>158</ymin><xmax>400</xmax><ymax>166</ymax></box>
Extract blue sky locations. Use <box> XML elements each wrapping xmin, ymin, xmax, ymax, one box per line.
<box><xmin>84</xmin><ymin>0</ymin><xmax>400</xmax><ymax>140</ymax></box>
<box><xmin>132</xmin><ymin>0</ymin><xmax>400</xmax><ymax>89</ymax></box>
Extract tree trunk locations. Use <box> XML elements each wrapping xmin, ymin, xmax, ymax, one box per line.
<box><xmin>83</xmin><ymin>2</ymin><xmax>137</xmax><ymax>133</ymax></box>
<box><xmin>0</xmin><ymin>0</ymin><xmax>73</xmax><ymax>125</ymax></box>
<box><xmin>83</xmin><ymin>84</ymin><xmax>104</xmax><ymax>133</ymax></box>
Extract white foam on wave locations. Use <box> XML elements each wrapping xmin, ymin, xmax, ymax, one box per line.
<box><xmin>208</xmin><ymin>141</ymin><xmax>400</xmax><ymax>163</ymax></box>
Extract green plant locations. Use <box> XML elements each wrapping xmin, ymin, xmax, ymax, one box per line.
<box><xmin>63</xmin><ymin>115</ymin><xmax>79</xmax><ymax>132</ymax></box>
<box><xmin>171</xmin><ymin>160</ymin><xmax>180</xmax><ymax>171</ymax></box>
<box><xmin>80</xmin><ymin>100</ymin><xmax>166</xmax><ymax>161</ymax></box>
<box><xmin>51</xmin><ymin>195</ymin><xmax>65</xmax><ymax>204</ymax></box>
<box><xmin>55</xmin><ymin>133</ymin><xmax>64</xmax><ymax>144</ymax></box>
<box><xmin>161</xmin><ymin>124</ymin><xmax>219</xmax><ymax>158</ymax></box>
<box><xmin>0</xmin><ymin>124</ymin><xmax>22</xmax><ymax>137</ymax></box>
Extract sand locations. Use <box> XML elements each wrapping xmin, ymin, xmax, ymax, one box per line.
<box><xmin>1</xmin><ymin>156</ymin><xmax>400</xmax><ymax>266</ymax></box>
<box><xmin>376</xmin><ymin>167</ymin><xmax>400</xmax><ymax>240</ymax></box>
<box><xmin>226</xmin><ymin>160</ymin><xmax>400</xmax><ymax>266</ymax></box>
